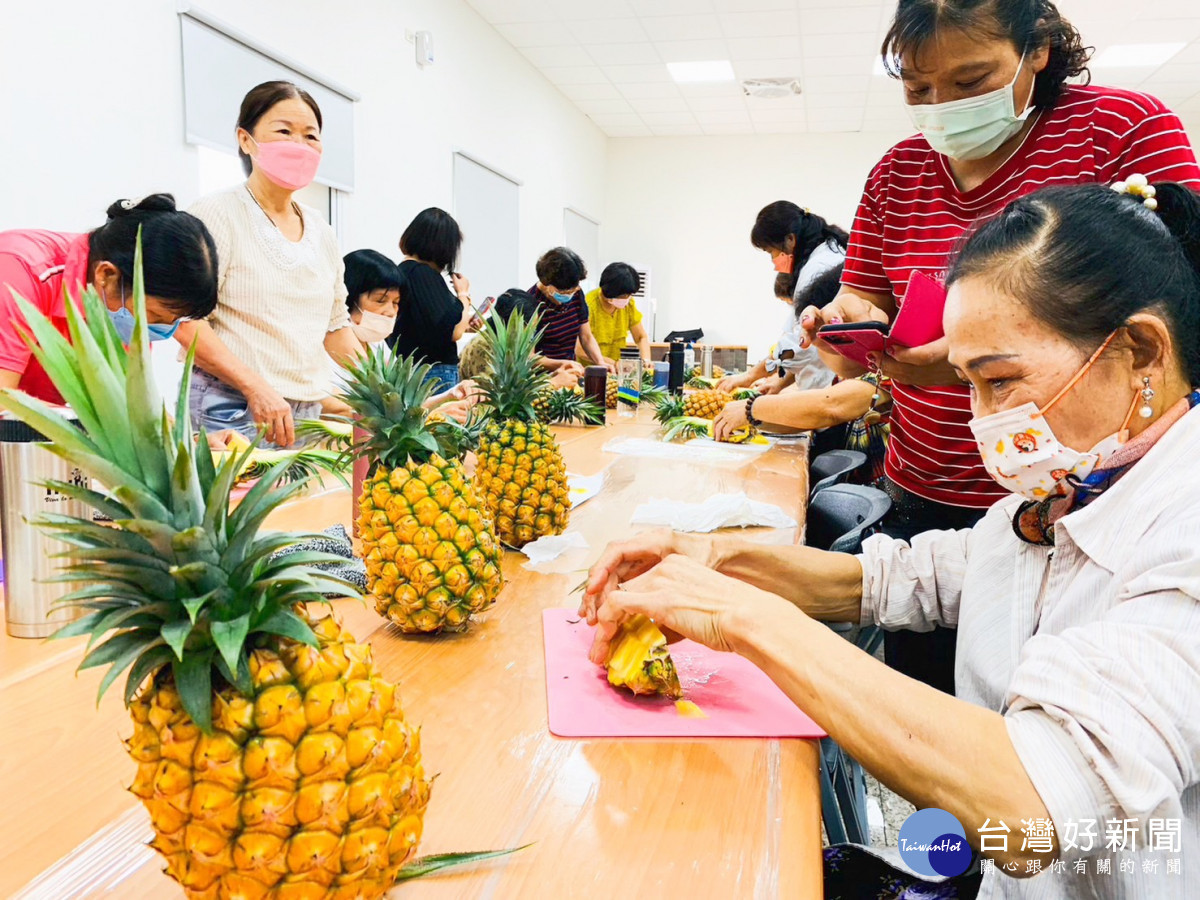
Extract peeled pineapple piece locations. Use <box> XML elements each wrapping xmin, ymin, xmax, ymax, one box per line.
<box><xmin>606</xmin><ymin>614</ymin><xmax>684</xmax><ymax>700</ymax></box>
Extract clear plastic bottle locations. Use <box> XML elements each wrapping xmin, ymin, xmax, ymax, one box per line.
<box><xmin>617</xmin><ymin>347</ymin><xmax>642</xmax><ymax>418</ymax></box>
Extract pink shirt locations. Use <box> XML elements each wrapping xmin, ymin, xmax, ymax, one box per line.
<box><xmin>0</xmin><ymin>230</ymin><xmax>90</xmax><ymax>405</ymax></box>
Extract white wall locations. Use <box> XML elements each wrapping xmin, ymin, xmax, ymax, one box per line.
<box><xmin>0</xmin><ymin>0</ymin><xmax>606</xmax><ymax>290</ymax></box>
<box><xmin>601</xmin><ymin>130</ymin><xmax>910</xmax><ymax>362</ymax></box>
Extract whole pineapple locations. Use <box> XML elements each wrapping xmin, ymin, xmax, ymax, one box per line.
<box><xmin>605</xmin><ymin>377</ymin><xmax>618</xmax><ymax>410</ymax></box>
<box><xmin>684</xmin><ymin>389</ymin><xmax>734</xmax><ymax>420</ymax></box>
<box><xmin>473</xmin><ymin>313</ymin><xmax>571</xmax><ymax>549</ymax></box>
<box><xmin>0</xmin><ymin>256</ymin><xmax>434</xmax><ymax>898</ymax></box>
<box><xmin>339</xmin><ymin>350</ymin><xmax>504</xmax><ymax>633</ymax></box>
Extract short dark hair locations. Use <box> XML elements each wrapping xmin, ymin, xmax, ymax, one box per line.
<box><xmin>599</xmin><ymin>262</ymin><xmax>640</xmax><ymax>299</ymax></box>
<box><xmin>495</xmin><ymin>288</ymin><xmax>537</xmax><ymax>324</ymax></box>
<box><xmin>948</xmin><ymin>183</ymin><xmax>1200</xmax><ymax>384</ymax></box>
<box><xmin>343</xmin><ymin>249</ymin><xmax>403</xmax><ymax>314</ymax></box>
<box><xmin>399</xmin><ymin>208</ymin><xmax>463</xmax><ymax>273</ymax></box>
<box><xmin>236</xmin><ymin>81</ymin><xmax>324</xmax><ymax>176</ymax></box>
<box><xmin>793</xmin><ymin>265</ymin><xmax>845</xmax><ymax>318</ymax></box>
<box><xmin>881</xmin><ymin>0</ymin><xmax>1092</xmax><ymax>110</ymax></box>
<box><xmin>88</xmin><ymin>194</ymin><xmax>218</xmax><ymax>320</ymax></box>
<box><xmin>751</xmin><ymin>202</ymin><xmax>848</xmax><ymax>281</ymax></box>
<box><xmin>536</xmin><ymin>247</ymin><xmax>587</xmax><ymax>290</ymax></box>
<box><xmin>774</xmin><ymin>272</ymin><xmax>795</xmax><ymax>300</ymax></box>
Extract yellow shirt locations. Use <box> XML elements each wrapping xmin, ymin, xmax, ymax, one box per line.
<box><xmin>579</xmin><ymin>288</ymin><xmax>643</xmax><ymax>363</ymax></box>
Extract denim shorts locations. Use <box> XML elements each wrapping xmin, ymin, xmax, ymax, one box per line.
<box><xmin>189</xmin><ymin>369</ymin><xmax>323</xmax><ymax>449</ymax></box>
<box><xmin>424</xmin><ymin>363</ymin><xmax>460</xmax><ymax>393</ymax></box>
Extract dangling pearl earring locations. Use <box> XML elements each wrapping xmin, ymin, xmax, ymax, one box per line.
<box><xmin>1139</xmin><ymin>376</ymin><xmax>1156</xmax><ymax>419</ymax></box>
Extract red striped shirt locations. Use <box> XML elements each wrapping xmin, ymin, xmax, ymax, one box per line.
<box><xmin>843</xmin><ymin>85</ymin><xmax>1200</xmax><ymax>508</ymax></box>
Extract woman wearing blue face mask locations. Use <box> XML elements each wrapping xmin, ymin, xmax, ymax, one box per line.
<box><xmin>796</xmin><ymin>0</ymin><xmax>1200</xmax><ymax>696</ymax></box>
<box><xmin>0</xmin><ymin>193</ymin><xmax>218</xmax><ymax>405</ymax></box>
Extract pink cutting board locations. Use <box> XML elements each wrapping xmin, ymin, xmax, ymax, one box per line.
<box><xmin>542</xmin><ymin>608</ymin><xmax>826</xmax><ymax>739</ymax></box>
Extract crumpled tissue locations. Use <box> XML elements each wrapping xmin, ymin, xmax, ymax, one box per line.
<box><xmin>630</xmin><ymin>492</ymin><xmax>796</xmax><ymax>533</ymax></box>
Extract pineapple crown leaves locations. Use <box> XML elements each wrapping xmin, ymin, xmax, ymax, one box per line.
<box><xmin>652</xmin><ymin>393</ymin><xmax>686</xmax><ymax>426</ymax></box>
<box><xmin>660</xmin><ymin>416</ymin><xmax>714</xmax><ymax>442</ymax></box>
<box><xmin>0</xmin><ymin>234</ymin><xmax>358</xmax><ymax>734</ymax></box>
<box><xmin>541</xmin><ymin>387</ymin><xmax>602</xmax><ymax>425</ymax></box>
<box><xmin>337</xmin><ymin>346</ymin><xmax>472</xmax><ymax>467</ymax></box>
<box><xmin>473</xmin><ymin>311</ymin><xmax>551</xmax><ymax>423</ymax></box>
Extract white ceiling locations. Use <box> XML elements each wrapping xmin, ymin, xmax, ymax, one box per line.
<box><xmin>464</xmin><ymin>0</ymin><xmax>1200</xmax><ymax>137</ymax></box>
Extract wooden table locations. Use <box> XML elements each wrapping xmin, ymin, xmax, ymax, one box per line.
<box><xmin>1</xmin><ymin>408</ymin><xmax>821</xmax><ymax>899</ymax></box>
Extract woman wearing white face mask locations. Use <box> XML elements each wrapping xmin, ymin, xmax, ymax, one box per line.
<box><xmin>795</xmin><ymin>0</ymin><xmax>1200</xmax><ymax>696</ymax></box>
<box><xmin>582</xmin><ymin>180</ymin><xmax>1200</xmax><ymax>899</ymax></box>
<box><xmin>576</xmin><ymin>262</ymin><xmax>652</xmax><ymax>369</ymax></box>
<box><xmin>336</xmin><ymin>249</ymin><xmax>479</xmax><ymax>422</ymax></box>
<box><xmin>180</xmin><ymin>81</ymin><xmax>363</xmax><ymax>449</ymax></box>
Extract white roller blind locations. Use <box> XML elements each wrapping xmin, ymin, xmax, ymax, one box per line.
<box><xmin>452</xmin><ymin>153</ymin><xmax>520</xmax><ymax>302</ymax></box>
<box><xmin>179</xmin><ymin>7</ymin><xmax>358</xmax><ymax>191</ymax></box>
<box><xmin>564</xmin><ymin>208</ymin><xmax>600</xmax><ymax>293</ymax></box>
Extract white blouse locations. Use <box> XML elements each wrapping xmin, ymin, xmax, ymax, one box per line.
<box><xmin>189</xmin><ymin>186</ymin><xmax>350</xmax><ymax>402</ymax></box>
<box><xmin>859</xmin><ymin>405</ymin><xmax>1200</xmax><ymax>899</ymax></box>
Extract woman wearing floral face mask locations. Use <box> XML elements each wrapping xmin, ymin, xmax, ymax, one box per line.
<box><xmin>0</xmin><ymin>194</ymin><xmax>217</xmax><ymax>404</ymax></box>
<box><xmin>796</xmin><ymin>0</ymin><xmax>1200</xmax><ymax>695</ymax></box>
<box><xmin>583</xmin><ymin>180</ymin><xmax>1200</xmax><ymax>899</ymax></box>
<box><xmin>179</xmin><ymin>81</ymin><xmax>363</xmax><ymax>448</ymax></box>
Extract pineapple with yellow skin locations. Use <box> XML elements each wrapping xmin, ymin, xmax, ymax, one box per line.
<box><xmin>606</xmin><ymin>615</ymin><xmax>684</xmax><ymax>699</ymax></box>
<box><xmin>339</xmin><ymin>350</ymin><xmax>504</xmax><ymax>633</ymax></box>
<box><xmin>0</xmin><ymin>247</ymin><xmax>507</xmax><ymax>900</ymax></box>
<box><xmin>474</xmin><ymin>313</ymin><xmax>571</xmax><ymax>549</ymax></box>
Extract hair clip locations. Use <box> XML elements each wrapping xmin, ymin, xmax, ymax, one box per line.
<box><xmin>1111</xmin><ymin>174</ymin><xmax>1158</xmax><ymax>212</ymax></box>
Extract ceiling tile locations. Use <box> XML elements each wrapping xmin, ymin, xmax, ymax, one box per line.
<box><xmin>587</xmin><ymin>42</ymin><xmax>663</xmax><ymax>66</ymax></box>
<box><xmin>693</xmin><ymin>109</ymin><xmax>753</xmax><ymax>126</ymax></box>
<box><xmin>687</xmin><ymin>94</ymin><xmax>751</xmax><ymax>111</ymax></box>
<box><xmin>1089</xmin><ymin>65</ymin><xmax>1162</xmax><ymax>87</ymax></box>
<box><xmin>676</xmin><ymin>81</ymin><xmax>744</xmax><ymax>98</ymax></box>
<box><xmin>718</xmin><ymin>10</ymin><xmax>801</xmax><ymax>38</ymax></box>
<box><xmin>1142</xmin><ymin>62</ymin><xmax>1200</xmax><ymax>87</ymax></box>
<box><xmin>750</xmin><ymin>107</ymin><xmax>808</xmax><ymax>124</ymax></box>
<box><xmin>655</xmin><ymin>38</ymin><xmax>731</xmax><ymax>62</ymax></box>
<box><xmin>605</xmin><ymin>124</ymin><xmax>655</xmax><ymax>137</ymax></box>
<box><xmin>650</xmin><ymin>123</ymin><xmax>707</xmax><ymax>135</ymax></box>
<box><xmin>796</xmin><ymin>0</ymin><xmax>879</xmax><ymax>6</ymax></box>
<box><xmin>558</xmin><ymin>82</ymin><xmax>625</xmax><ymax>101</ymax></box>
<box><xmin>811</xmin><ymin>120</ymin><xmax>864</xmax><ymax>133</ymax></box>
<box><xmin>803</xmin><ymin>73</ymin><xmax>871</xmax><ymax>94</ymax></box>
<box><xmin>629</xmin><ymin>96</ymin><xmax>693</xmax><ymax>114</ymax></box>
<box><xmin>565</xmin><ymin>18</ymin><xmax>650</xmax><ymax>44</ymax></box>
<box><xmin>807</xmin><ymin>52</ymin><xmax>881</xmax><ymax>76</ymax></box>
<box><xmin>733</xmin><ymin>57</ymin><xmax>806</xmax><ymax>80</ymax></box>
<box><xmin>540</xmin><ymin>65</ymin><xmax>610</xmax><ymax>85</ymax></box>
<box><xmin>641</xmin><ymin>14</ymin><xmax>724</xmax><ymax>42</ymax></box>
<box><xmin>465</xmin><ymin>0</ymin><xmax>558</xmax><ymax>25</ymax></box>
<box><xmin>618</xmin><ymin>82</ymin><xmax>685</xmax><ymax>99</ymax></box>
<box><xmin>1132</xmin><ymin>19</ymin><xmax>1200</xmax><ymax>44</ymax></box>
<box><xmin>702</xmin><ymin>122</ymin><xmax>757</xmax><ymax>134</ymax></box>
<box><xmin>557</xmin><ymin>0</ymin><xmax>638</xmax><ymax>19</ymax></box>
<box><xmin>587</xmin><ymin>112</ymin><xmax>644</xmax><ymax>127</ymax></box>
<box><xmin>521</xmin><ymin>45</ymin><xmax>593</xmax><ymax>68</ymax></box>
<box><xmin>710</xmin><ymin>0</ymin><xmax>792</xmax><ymax>11</ymax></box>
<box><xmin>603</xmin><ymin>63</ymin><xmax>674</xmax><ymax>84</ymax></box>
<box><xmin>799</xmin><ymin>7</ymin><xmax>880</xmax><ymax>35</ymax></box>
<box><xmin>755</xmin><ymin>121</ymin><xmax>809</xmax><ymax>134</ymax></box>
<box><xmin>802</xmin><ymin>32</ymin><xmax>880</xmax><ymax>60</ymax></box>
<box><xmin>496</xmin><ymin>22</ymin><xmax>577</xmax><ymax>48</ymax></box>
<box><xmin>629</xmin><ymin>0</ymin><xmax>717</xmax><ymax>16</ymax></box>
<box><xmin>577</xmin><ymin>98</ymin><xmax>637</xmax><ymax>116</ymax></box>
<box><xmin>1169</xmin><ymin>42</ymin><xmax>1200</xmax><ymax>65</ymax></box>
<box><xmin>640</xmin><ymin>110</ymin><xmax>700</xmax><ymax>126</ymax></box>
<box><xmin>1139</xmin><ymin>84</ymin><xmax>1200</xmax><ymax>106</ymax></box>
<box><xmin>727</xmin><ymin>36</ymin><xmax>803</xmax><ymax>61</ymax></box>
<box><xmin>805</xmin><ymin>91</ymin><xmax>869</xmax><ymax>110</ymax></box>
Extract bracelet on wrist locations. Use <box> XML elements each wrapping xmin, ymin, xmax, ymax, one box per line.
<box><xmin>746</xmin><ymin>396</ymin><xmax>763</xmax><ymax>428</ymax></box>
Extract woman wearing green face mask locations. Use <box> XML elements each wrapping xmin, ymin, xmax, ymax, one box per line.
<box><xmin>795</xmin><ymin>0</ymin><xmax>1200</xmax><ymax>696</ymax></box>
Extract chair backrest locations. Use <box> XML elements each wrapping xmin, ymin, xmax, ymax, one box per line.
<box><xmin>805</xmin><ymin>484</ymin><xmax>892</xmax><ymax>554</ymax></box>
<box><xmin>809</xmin><ymin>449</ymin><xmax>867</xmax><ymax>497</ymax></box>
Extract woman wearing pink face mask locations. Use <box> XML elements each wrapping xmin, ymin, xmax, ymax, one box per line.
<box><xmin>577</xmin><ymin>262</ymin><xmax>652</xmax><ymax>368</ymax></box>
<box><xmin>178</xmin><ymin>80</ymin><xmax>362</xmax><ymax>449</ymax></box>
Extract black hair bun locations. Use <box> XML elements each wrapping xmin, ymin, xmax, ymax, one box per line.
<box><xmin>105</xmin><ymin>193</ymin><xmax>178</xmax><ymax>220</ymax></box>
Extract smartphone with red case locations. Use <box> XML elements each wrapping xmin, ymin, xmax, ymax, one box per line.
<box><xmin>817</xmin><ymin>271</ymin><xmax>947</xmax><ymax>369</ymax></box>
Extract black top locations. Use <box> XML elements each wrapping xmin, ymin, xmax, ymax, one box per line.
<box><xmin>389</xmin><ymin>259</ymin><xmax>463</xmax><ymax>365</ymax></box>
